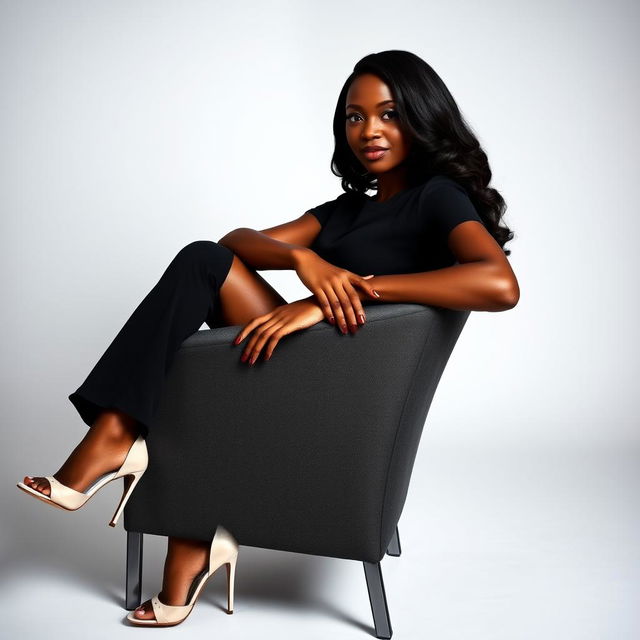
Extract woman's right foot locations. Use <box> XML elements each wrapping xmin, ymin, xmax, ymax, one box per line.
<box><xmin>22</xmin><ymin>409</ymin><xmax>141</xmax><ymax>497</ymax></box>
<box><xmin>131</xmin><ymin>537</ymin><xmax>212</xmax><ymax>621</ymax></box>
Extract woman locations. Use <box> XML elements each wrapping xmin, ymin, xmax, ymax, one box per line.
<box><xmin>17</xmin><ymin>49</ymin><xmax>519</xmax><ymax>627</ymax></box>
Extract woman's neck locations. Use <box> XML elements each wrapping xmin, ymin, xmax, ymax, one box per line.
<box><xmin>371</xmin><ymin>168</ymin><xmax>411</xmax><ymax>203</ymax></box>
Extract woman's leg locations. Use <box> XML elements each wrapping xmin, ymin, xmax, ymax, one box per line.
<box><xmin>24</xmin><ymin>242</ymin><xmax>286</xmax><ymax>499</ymax></box>
<box><xmin>67</xmin><ymin>240</ymin><xmax>238</xmax><ymax>437</ymax></box>
<box><xmin>129</xmin><ymin>252</ymin><xmax>288</xmax><ymax>620</ymax></box>
<box><xmin>212</xmin><ymin>251</ymin><xmax>288</xmax><ymax>326</ymax></box>
<box><xmin>21</xmin><ymin>241</ymin><xmax>285</xmax><ymax>620</ymax></box>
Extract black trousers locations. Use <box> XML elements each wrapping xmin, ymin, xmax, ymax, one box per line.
<box><xmin>68</xmin><ymin>240</ymin><xmax>235</xmax><ymax>438</ymax></box>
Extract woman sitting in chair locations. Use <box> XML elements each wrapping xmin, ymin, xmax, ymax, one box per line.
<box><xmin>17</xmin><ymin>49</ymin><xmax>519</xmax><ymax>627</ymax></box>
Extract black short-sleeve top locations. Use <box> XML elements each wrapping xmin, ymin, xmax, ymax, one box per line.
<box><xmin>307</xmin><ymin>174</ymin><xmax>484</xmax><ymax>276</ymax></box>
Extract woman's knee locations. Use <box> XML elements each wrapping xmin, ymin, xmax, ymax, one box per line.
<box><xmin>173</xmin><ymin>240</ymin><xmax>233</xmax><ymax>268</ymax></box>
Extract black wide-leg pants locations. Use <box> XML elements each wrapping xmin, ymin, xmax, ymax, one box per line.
<box><xmin>68</xmin><ymin>240</ymin><xmax>235</xmax><ymax>438</ymax></box>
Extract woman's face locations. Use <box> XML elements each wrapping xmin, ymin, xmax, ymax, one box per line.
<box><xmin>344</xmin><ymin>73</ymin><xmax>413</xmax><ymax>176</ymax></box>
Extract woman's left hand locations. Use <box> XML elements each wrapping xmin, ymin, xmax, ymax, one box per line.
<box><xmin>232</xmin><ymin>297</ymin><xmax>325</xmax><ymax>364</ymax></box>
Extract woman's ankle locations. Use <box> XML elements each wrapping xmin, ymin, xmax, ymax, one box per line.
<box><xmin>92</xmin><ymin>410</ymin><xmax>141</xmax><ymax>441</ymax></box>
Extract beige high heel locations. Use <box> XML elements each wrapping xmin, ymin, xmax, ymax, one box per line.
<box><xmin>16</xmin><ymin>434</ymin><xmax>148</xmax><ymax>527</ymax></box>
<box><xmin>126</xmin><ymin>524</ymin><xmax>239</xmax><ymax>627</ymax></box>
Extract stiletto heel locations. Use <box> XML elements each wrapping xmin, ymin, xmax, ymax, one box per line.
<box><xmin>109</xmin><ymin>468</ymin><xmax>145</xmax><ymax>527</ymax></box>
<box><xmin>17</xmin><ymin>434</ymin><xmax>148</xmax><ymax>527</ymax></box>
<box><xmin>126</xmin><ymin>524</ymin><xmax>240</xmax><ymax>627</ymax></box>
<box><xmin>226</xmin><ymin>552</ymin><xmax>238</xmax><ymax>614</ymax></box>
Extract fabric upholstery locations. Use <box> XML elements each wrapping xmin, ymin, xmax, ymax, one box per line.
<box><xmin>124</xmin><ymin>302</ymin><xmax>470</xmax><ymax>564</ymax></box>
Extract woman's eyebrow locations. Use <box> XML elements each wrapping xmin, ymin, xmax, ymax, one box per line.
<box><xmin>346</xmin><ymin>99</ymin><xmax>395</xmax><ymax>109</ymax></box>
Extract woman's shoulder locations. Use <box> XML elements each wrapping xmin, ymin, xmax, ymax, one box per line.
<box><xmin>417</xmin><ymin>174</ymin><xmax>483</xmax><ymax>234</ymax></box>
<box><xmin>419</xmin><ymin>174</ymin><xmax>469</xmax><ymax>198</ymax></box>
<box><xmin>307</xmin><ymin>190</ymin><xmax>361</xmax><ymax>226</ymax></box>
<box><xmin>308</xmin><ymin>189</ymin><xmax>358</xmax><ymax>209</ymax></box>
<box><xmin>417</xmin><ymin>174</ymin><xmax>475</xmax><ymax>214</ymax></box>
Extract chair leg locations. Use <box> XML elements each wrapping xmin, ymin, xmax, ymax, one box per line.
<box><xmin>386</xmin><ymin>525</ymin><xmax>402</xmax><ymax>557</ymax></box>
<box><xmin>363</xmin><ymin>561</ymin><xmax>393</xmax><ymax>639</ymax></box>
<box><xmin>125</xmin><ymin>531</ymin><xmax>144</xmax><ymax>610</ymax></box>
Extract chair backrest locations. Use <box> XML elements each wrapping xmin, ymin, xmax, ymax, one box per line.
<box><xmin>364</xmin><ymin>303</ymin><xmax>470</xmax><ymax>557</ymax></box>
<box><xmin>124</xmin><ymin>303</ymin><xmax>470</xmax><ymax>564</ymax></box>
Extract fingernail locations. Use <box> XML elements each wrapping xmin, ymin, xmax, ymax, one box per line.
<box><xmin>233</xmin><ymin>335</ymin><xmax>241</xmax><ymax>345</ymax></box>
<box><xmin>358</xmin><ymin>314</ymin><xmax>365</xmax><ymax>324</ymax></box>
<box><xmin>349</xmin><ymin>324</ymin><xmax>357</xmax><ymax>334</ymax></box>
<box><xmin>373</xmin><ymin>290</ymin><xmax>380</xmax><ymax>298</ymax></box>
<box><xmin>241</xmin><ymin>352</ymin><xmax>248</xmax><ymax>362</ymax></box>
<box><xmin>249</xmin><ymin>356</ymin><xmax>256</xmax><ymax>365</ymax></box>
<box><xmin>329</xmin><ymin>316</ymin><xmax>335</xmax><ymax>324</ymax></box>
<box><xmin>341</xmin><ymin>324</ymin><xmax>347</xmax><ymax>334</ymax></box>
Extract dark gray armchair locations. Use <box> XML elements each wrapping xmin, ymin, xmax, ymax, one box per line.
<box><xmin>123</xmin><ymin>302</ymin><xmax>471</xmax><ymax>638</ymax></box>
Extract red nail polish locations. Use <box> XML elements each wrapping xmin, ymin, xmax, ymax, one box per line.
<box><xmin>241</xmin><ymin>352</ymin><xmax>248</xmax><ymax>362</ymax></box>
<box><xmin>329</xmin><ymin>316</ymin><xmax>335</xmax><ymax>324</ymax></box>
<box><xmin>358</xmin><ymin>314</ymin><xmax>365</xmax><ymax>324</ymax></box>
<box><xmin>234</xmin><ymin>336</ymin><xmax>241</xmax><ymax>345</ymax></box>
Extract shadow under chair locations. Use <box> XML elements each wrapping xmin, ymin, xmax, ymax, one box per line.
<box><xmin>122</xmin><ymin>302</ymin><xmax>471</xmax><ymax>638</ymax></box>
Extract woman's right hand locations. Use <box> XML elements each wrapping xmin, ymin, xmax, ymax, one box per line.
<box><xmin>293</xmin><ymin>249</ymin><xmax>380</xmax><ymax>333</ymax></box>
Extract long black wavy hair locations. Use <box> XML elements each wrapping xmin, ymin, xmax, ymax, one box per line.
<box><xmin>330</xmin><ymin>50</ymin><xmax>514</xmax><ymax>254</ymax></box>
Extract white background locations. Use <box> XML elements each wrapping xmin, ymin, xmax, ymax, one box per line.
<box><xmin>1</xmin><ymin>1</ymin><xmax>637</xmax><ymax>638</ymax></box>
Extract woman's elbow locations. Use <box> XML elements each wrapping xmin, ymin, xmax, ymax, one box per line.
<box><xmin>495</xmin><ymin>278</ymin><xmax>520</xmax><ymax>310</ymax></box>
<box><xmin>218</xmin><ymin>228</ymin><xmax>248</xmax><ymax>245</ymax></box>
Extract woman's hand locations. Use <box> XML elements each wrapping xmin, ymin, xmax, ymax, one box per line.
<box><xmin>293</xmin><ymin>249</ymin><xmax>380</xmax><ymax>333</ymax></box>
<box><xmin>232</xmin><ymin>297</ymin><xmax>325</xmax><ymax>364</ymax></box>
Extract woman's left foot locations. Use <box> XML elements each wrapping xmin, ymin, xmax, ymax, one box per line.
<box><xmin>132</xmin><ymin>536</ymin><xmax>211</xmax><ymax>621</ymax></box>
<box><xmin>22</xmin><ymin>409</ymin><xmax>140</xmax><ymax>497</ymax></box>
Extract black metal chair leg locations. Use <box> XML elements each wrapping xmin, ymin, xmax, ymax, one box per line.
<box><xmin>125</xmin><ymin>531</ymin><xmax>144</xmax><ymax>610</ymax></box>
<box><xmin>363</xmin><ymin>561</ymin><xmax>393</xmax><ymax>639</ymax></box>
<box><xmin>386</xmin><ymin>525</ymin><xmax>402</xmax><ymax>557</ymax></box>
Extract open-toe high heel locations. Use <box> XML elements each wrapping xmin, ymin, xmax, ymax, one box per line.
<box><xmin>16</xmin><ymin>433</ymin><xmax>148</xmax><ymax>527</ymax></box>
<box><xmin>126</xmin><ymin>524</ymin><xmax>239</xmax><ymax>627</ymax></box>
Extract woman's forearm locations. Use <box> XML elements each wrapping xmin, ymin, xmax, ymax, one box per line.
<box><xmin>217</xmin><ymin>228</ymin><xmax>310</xmax><ymax>270</ymax></box>
<box><xmin>358</xmin><ymin>261</ymin><xmax>519</xmax><ymax>312</ymax></box>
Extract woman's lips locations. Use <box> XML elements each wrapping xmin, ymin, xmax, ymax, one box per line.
<box><xmin>363</xmin><ymin>149</ymin><xmax>387</xmax><ymax>160</ymax></box>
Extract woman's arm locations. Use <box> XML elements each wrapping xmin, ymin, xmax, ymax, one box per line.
<box><xmin>219</xmin><ymin>216</ymin><xmax>377</xmax><ymax>329</ymax></box>
<box><xmin>359</xmin><ymin>221</ymin><xmax>520</xmax><ymax>312</ymax></box>
<box><xmin>360</xmin><ymin>263</ymin><xmax>518</xmax><ymax>311</ymax></box>
<box><xmin>218</xmin><ymin>227</ymin><xmax>309</xmax><ymax>270</ymax></box>
<box><xmin>218</xmin><ymin>212</ymin><xmax>322</xmax><ymax>270</ymax></box>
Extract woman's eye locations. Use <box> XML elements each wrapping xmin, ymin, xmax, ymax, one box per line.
<box><xmin>345</xmin><ymin>110</ymin><xmax>397</xmax><ymax>123</ymax></box>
